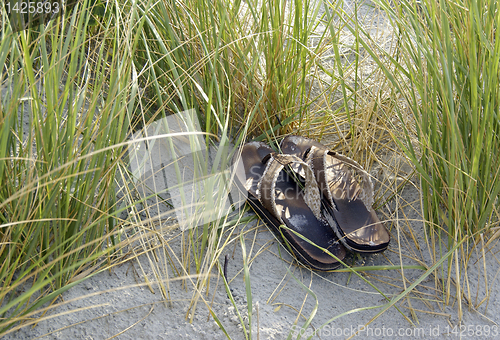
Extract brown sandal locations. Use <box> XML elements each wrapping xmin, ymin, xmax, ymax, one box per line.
<box><xmin>280</xmin><ymin>136</ymin><xmax>390</xmax><ymax>253</ymax></box>
<box><xmin>233</xmin><ymin>141</ymin><xmax>346</xmax><ymax>270</ymax></box>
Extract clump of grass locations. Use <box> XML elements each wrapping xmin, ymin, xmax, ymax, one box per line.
<box><xmin>131</xmin><ymin>0</ymin><xmax>343</xmax><ymax>139</ymax></box>
<box><xmin>0</xmin><ymin>0</ymin><xmax>146</xmax><ymax>332</ymax></box>
<box><xmin>356</xmin><ymin>0</ymin><xmax>500</xmax><ymax>317</ymax></box>
<box><xmin>123</xmin><ymin>0</ymin><xmax>370</xmax><ymax>323</ymax></box>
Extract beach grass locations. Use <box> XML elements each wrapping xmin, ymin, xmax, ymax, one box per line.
<box><xmin>0</xmin><ymin>0</ymin><xmax>499</xmax><ymax>337</ymax></box>
<box><xmin>360</xmin><ymin>0</ymin><xmax>500</xmax><ymax>318</ymax></box>
<box><xmin>0</xmin><ymin>0</ymin><xmax>144</xmax><ymax>332</ymax></box>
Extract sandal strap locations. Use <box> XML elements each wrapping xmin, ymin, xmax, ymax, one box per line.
<box><xmin>305</xmin><ymin>146</ymin><xmax>374</xmax><ymax>210</ymax></box>
<box><xmin>258</xmin><ymin>153</ymin><xmax>322</xmax><ymax>221</ymax></box>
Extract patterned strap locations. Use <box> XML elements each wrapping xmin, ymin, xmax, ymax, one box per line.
<box><xmin>305</xmin><ymin>146</ymin><xmax>374</xmax><ymax>210</ymax></box>
<box><xmin>258</xmin><ymin>153</ymin><xmax>322</xmax><ymax>221</ymax></box>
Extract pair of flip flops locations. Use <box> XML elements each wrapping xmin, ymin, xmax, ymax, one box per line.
<box><xmin>233</xmin><ymin>135</ymin><xmax>390</xmax><ymax>271</ymax></box>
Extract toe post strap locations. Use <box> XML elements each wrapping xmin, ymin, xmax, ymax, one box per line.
<box><xmin>258</xmin><ymin>153</ymin><xmax>322</xmax><ymax>221</ymax></box>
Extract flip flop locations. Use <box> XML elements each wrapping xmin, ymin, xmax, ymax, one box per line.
<box><xmin>280</xmin><ymin>136</ymin><xmax>390</xmax><ymax>253</ymax></box>
<box><xmin>233</xmin><ymin>141</ymin><xmax>346</xmax><ymax>270</ymax></box>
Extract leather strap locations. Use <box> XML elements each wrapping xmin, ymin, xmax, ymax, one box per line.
<box><xmin>258</xmin><ymin>153</ymin><xmax>322</xmax><ymax>221</ymax></box>
<box><xmin>305</xmin><ymin>146</ymin><xmax>374</xmax><ymax>210</ymax></box>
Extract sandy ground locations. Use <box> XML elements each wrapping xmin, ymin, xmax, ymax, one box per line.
<box><xmin>3</xmin><ymin>0</ymin><xmax>500</xmax><ymax>339</ymax></box>
<box><xmin>5</xmin><ymin>185</ymin><xmax>500</xmax><ymax>339</ymax></box>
